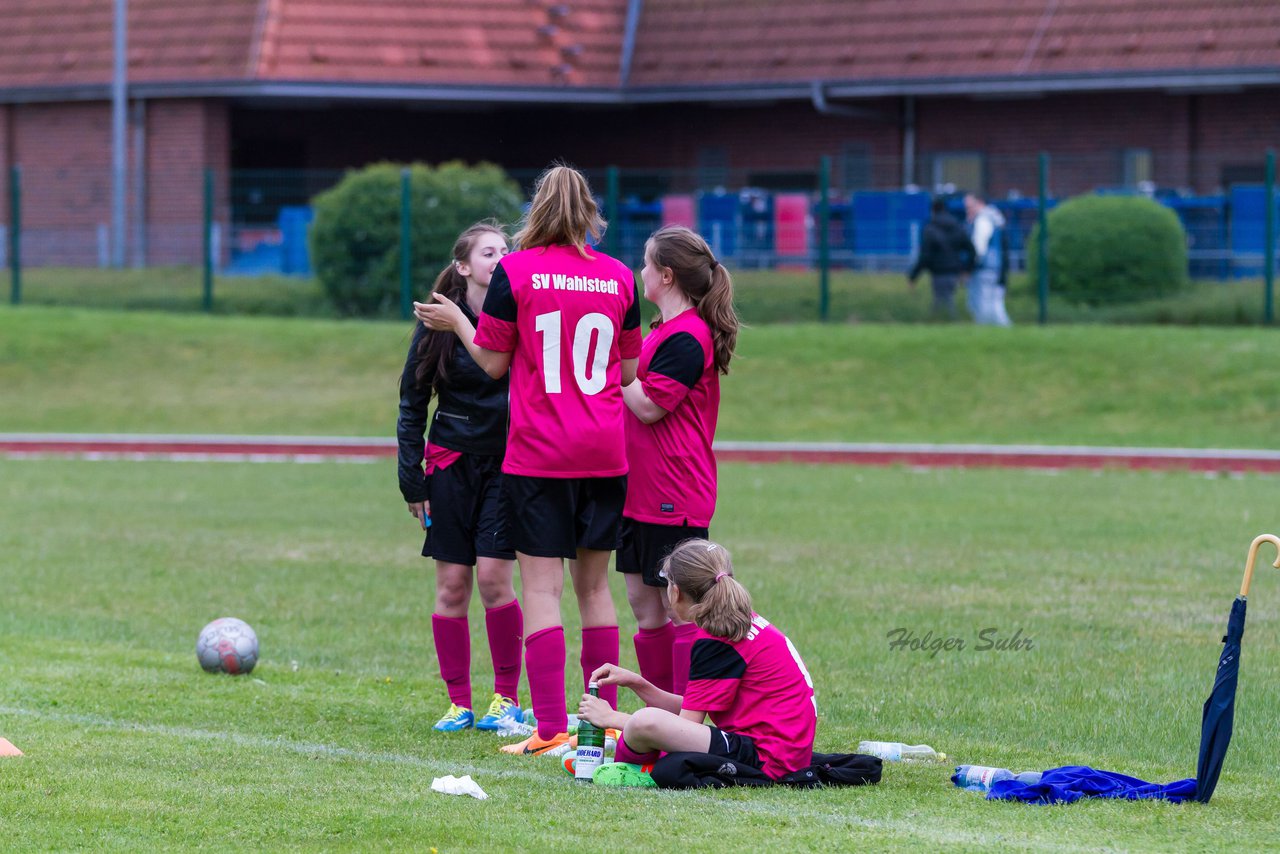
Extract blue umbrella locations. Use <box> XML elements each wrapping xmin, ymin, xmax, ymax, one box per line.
<box><xmin>1194</xmin><ymin>534</ymin><xmax>1280</xmax><ymax>804</ymax></box>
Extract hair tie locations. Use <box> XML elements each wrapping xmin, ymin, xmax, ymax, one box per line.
<box><xmin>713</xmin><ymin>572</ymin><xmax>729</xmax><ymax>584</ymax></box>
<box><xmin>709</xmin><ymin>258</ymin><xmax>719</xmax><ymax>270</ymax></box>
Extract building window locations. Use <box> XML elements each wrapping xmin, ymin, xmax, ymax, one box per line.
<box><xmin>931</xmin><ymin>152</ymin><xmax>984</xmax><ymax>195</ymax></box>
<box><xmin>745</xmin><ymin>171</ymin><xmax>817</xmax><ymax>192</ymax></box>
<box><xmin>1122</xmin><ymin>148</ymin><xmax>1153</xmax><ymax>188</ymax></box>
<box><xmin>697</xmin><ymin>147</ymin><xmax>729</xmax><ymax>191</ymax></box>
<box><xmin>842</xmin><ymin>143</ymin><xmax>872</xmax><ymax>192</ymax></box>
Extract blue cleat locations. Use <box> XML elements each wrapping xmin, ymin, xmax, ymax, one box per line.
<box><xmin>475</xmin><ymin>693</ymin><xmax>523</xmax><ymax>731</ymax></box>
<box><xmin>433</xmin><ymin>703</ymin><xmax>474</xmax><ymax>732</ymax></box>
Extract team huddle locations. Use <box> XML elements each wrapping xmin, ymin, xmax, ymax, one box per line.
<box><xmin>396</xmin><ymin>165</ymin><xmax>816</xmax><ymax>785</ymax></box>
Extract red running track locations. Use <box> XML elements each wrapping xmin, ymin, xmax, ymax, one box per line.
<box><xmin>2</xmin><ymin>434</ymin><xmax>1279</xmax><ymax>473</ymax></box>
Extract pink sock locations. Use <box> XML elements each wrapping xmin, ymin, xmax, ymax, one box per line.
<box><xmin>633</xmin><ymin>622</ymin><xmax>675</xmax><ymax>694</ymax></box>
<box><xmin>580</xmin><ymin>625</ymin><xmax>620</xmax><ymax>709</ymax></box>
<box><xmin>431</xmin><ymin>614</ymin><xmax>471</xmax><ymax>709</ymax></box>
<box><xmin>615</xmin><ymin>733</ymin><xmax>660</xmax><ymax>766</ymax></box>
<box><xmin>485</xmin><ymin>599</ymin><xmax>523</xmax><ymax>700</ymax></box>
<box><xmin>525</xmin><ymin>626</ymin><xmax>568</xmax><ymax>740</ymax></box>
<box><xmin>671</xmin><ymin>621</ymin><xmax>698</xmax><ymax>695</ymax></box>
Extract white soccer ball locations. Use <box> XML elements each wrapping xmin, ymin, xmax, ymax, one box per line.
<box><xmin>196</xmin><ymin>617</ymin><xmax>259</xmax><ymax>675</ymax></box>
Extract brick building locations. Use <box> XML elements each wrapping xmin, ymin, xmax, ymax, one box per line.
<box><xmin>1</xmin><ymin>0</ymin><xmax>1278</xmax><ymax>264</ymax></box>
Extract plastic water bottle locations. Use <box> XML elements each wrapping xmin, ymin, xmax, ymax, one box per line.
<box><xmin>857</xmin><ymin>741</ymin><xmax>946</xmax><ymax>762</ymax></box>
<box><xmin>574</xmin><ymin>683</ymin><xmax>606</xmax><ymax>782</ymax></box>
<box><xmin>952</xmin><ymin>765</ymin><xmax>1043</xmax><ymax>791</ymax></box>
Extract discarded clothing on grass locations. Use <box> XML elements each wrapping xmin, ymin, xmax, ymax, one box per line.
<box><xmin>651</xmin><ymin>751</ymin><xmax>881</xmax><ymax>790</ymax></box>
<box><xmin>987</xmin><ymin>765</ymin><xmax>1196</xmax><ymax>804</ymax></box>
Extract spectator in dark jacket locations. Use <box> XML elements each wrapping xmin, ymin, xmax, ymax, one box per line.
<box><xmin>907</xmin><ymin>198</ymin><xmax>975</xmax><ymax>319</ymax></box>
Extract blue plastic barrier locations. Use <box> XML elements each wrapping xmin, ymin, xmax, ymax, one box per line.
<box><xmin>278</xmin><ymin>205</ymin><xmax>314</xmax><ymax>276</ymax></box>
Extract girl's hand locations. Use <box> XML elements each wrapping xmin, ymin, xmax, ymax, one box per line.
<box><xmin>407</xmin><ymin>501</ymin><xmax>430</xmax><ymax>530</ymax></box>
<box><xmin>578</xmin><ymin>692</ymin><xmax>627</xmax><ymax>730</ymax></box>
<box><xmin>415</xmin><ymin>294</ymin><xmax>465</xmax><ymax>332</ymax></box>
<box><xmin>588</xmin><ymin>663</ymin><xmax>638</xmax><ymax>689</ymax></box>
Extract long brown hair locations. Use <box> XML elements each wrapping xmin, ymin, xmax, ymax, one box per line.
<box><xmin>513</xmin><ymin>165</ymin><xmax>605</xmax><ymax>258</ymax></box>
<box><xmin>646</xmin><ymin>226</ymin><xmax>739</xmax><ymax>374</ymax></box>
<box><xmin>661</xmin><ymin>538</ymin><xmax>753</xmax><ymax>642</ymax></box>
<box><xmin>415</xmin><ymin>222</ymin><xmax>508</xmax><ymax>391</ymax></box>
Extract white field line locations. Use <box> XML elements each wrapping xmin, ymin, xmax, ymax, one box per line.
<box><xmin>0</xmin><ymin>703</ymin><xmax>538</xmax><ymax>781</ymax></box>
<box><xmin>0</xmin><ymin>702</ymin><xmax>1108</xmax><ymax>849</ymax></box>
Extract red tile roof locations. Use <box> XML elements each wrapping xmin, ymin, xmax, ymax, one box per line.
<box><xmin>254</xmin><ymin>0</ymin><xmax>627</xmax><ymax>87</ymax></box>
<box><xmin>0</xmin><ymin>0</ymin><xmax>259</xmax><ymax>89</ymax></box>
<box><xmin>0</xmin><ymin>0</ymin><xmax>1276</xmax><ymax>96</ymax></box>
<box><xmin>629</xmin><ymin>0</ymin><xmax>1280</xmax><ymax>87</ymax></box>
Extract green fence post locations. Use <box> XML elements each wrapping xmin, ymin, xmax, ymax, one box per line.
<box><xmin>605</xmin><ymin>165</ymin><xmax>620</xmax><ymax>258</ymax></box>
<box><xmin>1037</xmin><ymin>152</ymin><xmax>1050</xmax><ymax>325</ymax></box>
<box><xmin>818</xmin><ymin>155</ymin><xmax>831</xmax><ymax>322</ymax></box>
<box><xmin>400</xmin><ymin>168</ymin><xmax>413</xmax><ymax>321</ymax></box>
<box><xmin>8</xmin><ymin>165</ymin><xmax>20</xmax><ymax>305</ymax></box>
<box><xmin>202</xmin><ymin>168</ymin><xmax>213</xmax><ymax>313</ymax></box>
<box><xmin>1265</xmin><ymin>149</ymin><xmax>1275</xmax><ymax>325</ymax></box>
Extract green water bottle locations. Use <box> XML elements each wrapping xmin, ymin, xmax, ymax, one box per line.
<box><xmin>574</xmin><ymin>682</ymin><xmax>606</xmax><ymax>782</ymax></box>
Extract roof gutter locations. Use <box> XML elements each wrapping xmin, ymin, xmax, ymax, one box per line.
<box><xmin>810</xmin><ymin>80</ymin><xmax>883</xmax><ymax>119</ymax></box>
<box><xmin>1</xmin><ymin>67</ymin><xmax>1278</xmax><ymax>106</ymax></box>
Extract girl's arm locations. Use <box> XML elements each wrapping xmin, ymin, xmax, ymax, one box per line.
<box><xmin>414</xmin><ymin>295</ymin><xmax>513</xmax><ymax>379</ymax></box>
<box><xmin>589</xmin><ymin>663</ymin><xmax>682</xmax><ymax>714</ymax></box>
<box><xmin>396</xmin><ymin>324</ymin><xmax>433</xmax><ymax>506</ymax></box>
<box><xmin>622</xmin><ymin>377</ymin><xmax>670</xmax><ymax>424</ymax></box>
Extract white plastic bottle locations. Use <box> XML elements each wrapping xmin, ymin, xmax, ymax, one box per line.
<box><xmin>857</xmin><ymin>741</ymin><xmax>946</xmax><ymax>762</ymax></box>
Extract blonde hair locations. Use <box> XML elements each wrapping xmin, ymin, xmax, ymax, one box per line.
<box><xmin>646</xmin><ymin>226</ymin><xmax>740</xmax><ymax>374</ymax></box>
<box><xmin>513</xmin><ymin>165</ymin><xmax>606</xmax><ymax>259</ymax></box>
<box><xmin>662</xmin><ymin>538</ymin><xmax>753</xmax><ymax>642</ymax></box>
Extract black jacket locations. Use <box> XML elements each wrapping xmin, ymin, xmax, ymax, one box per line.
<box><xmin>396</xmin><ymin>303</ymin><xmax>509</xmax><ymax>503</ymax></box>
<box><xmin>908</xmin><ymin>212</ymin><xmax>975</xmax><ymax>280</ymax></box>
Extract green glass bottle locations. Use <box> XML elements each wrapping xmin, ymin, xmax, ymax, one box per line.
<box><xmin>574</xmin><ymin>682</ymin><xmax>606</xmax><ymax>782</ymax></box>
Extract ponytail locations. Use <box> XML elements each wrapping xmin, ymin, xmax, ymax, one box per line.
<box><xmin>661</xmin><ymin>538</ymin><xmax>753</xmax><ymax>642</ymax></box>
<box><xmin>514</xmin><ymin>164</ymin><xmax>605</xmax><ymax>259</ymax></box>
<box><xmin>645</xmin><ymin>226</ymin><xmax>740</xmax><ymax>374</ymax></box>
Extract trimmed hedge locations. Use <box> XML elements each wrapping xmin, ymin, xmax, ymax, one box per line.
<box><xmin>1027</xmin><ymin>195</ymin><xmax>1188</xmax><ymax>306</ymax></box>
<box><xmin>310</xmin><ymin>161</ymin><xmax>523</xmax><ymax>315</ymax></box>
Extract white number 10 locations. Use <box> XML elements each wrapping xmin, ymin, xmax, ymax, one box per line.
<box><xmin>534</xmin><ymin>310</ymin><xmax>614</xmax><ymax>396</ymax></box>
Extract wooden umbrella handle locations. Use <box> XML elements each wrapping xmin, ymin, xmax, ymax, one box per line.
<box><xmin>1240</xmin><ymin>534</ymin><xmax>1280</xmax><ymax>598</ymax></box>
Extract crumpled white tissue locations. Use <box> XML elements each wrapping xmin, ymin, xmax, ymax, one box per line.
<box><xmin>431</xmin><ymin>774</ymin><xmax>489</xmax><ymax>800</ymax></box>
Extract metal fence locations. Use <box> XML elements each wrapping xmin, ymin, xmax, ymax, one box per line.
<box><xmin>3</xmin><ymin>150</ymin><xmax>1277</xmax><ymax>320</ymax></box>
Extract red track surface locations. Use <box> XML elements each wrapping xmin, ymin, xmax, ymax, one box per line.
<box><xmin>3</xmin><ymin>435</ymin><xmax>1279</xmax><ymax>473</ymax></box>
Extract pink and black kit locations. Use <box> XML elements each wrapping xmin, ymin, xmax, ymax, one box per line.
<box><xmin>674</xmin><ymin>614</ymin><xmax>818</xmax><ymax>779</ymax></box>
<box><xmin>621</xmin><ymin>307</ymin><xmax>721</xmax><ymax>694</ymax></box>
<box><xmin>397</xmin><ymin>300</ymin><xmax>522</xmax><ymax>710</ymax></box>
<box><xmin>473</xmin><ymin>244</ymin><xmax>642</xmax><ymax>736</ymax></box>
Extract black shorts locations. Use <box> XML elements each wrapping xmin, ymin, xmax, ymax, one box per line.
<box><xmin>421</xmin><ymin>453</ymin><xmax>514</xmax><ymax>565</ymax></box>
<box><xmin>617</xmin><ymin>518</ymin><xmax>710</xmax><ymax>588</ymax></box>
<box><xmin>500</xmin><ymin>474</ymin><xmax>627</xmax><ymax>559</ymax></box>
<box><xmin>707</xmin><ymin>726</ymin><xmax>760</xmax><ymax>769</ymax></box>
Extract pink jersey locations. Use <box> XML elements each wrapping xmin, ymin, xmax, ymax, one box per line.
<box><xmin>623</xmin><ymin>308</ymin><xmax>719</xmax><ymax>526</ymax></box>
<box><xmin>682</xmin><ymin>614</ymin><xmax>817</xmax><ymax>778</ymax></box>
<box><xmin>474</xmin><ymin>245</ymin><xmax>642</xmax><ymax>478</ymax></box>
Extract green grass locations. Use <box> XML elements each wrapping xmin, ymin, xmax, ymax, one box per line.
<box><xmin>2</xmin><ymin>458</ymin><xmax>1279</xmax><ymax>850</ymax></box>
<box><xmin>2</xmin><ymin>305</ymin><xmax>1278</xmax><ymax>447</ymax></box>
<box><xmin>5</xmin><ymin>265</ymin><xmax>1275</xmax><ymax>325</ymax></box>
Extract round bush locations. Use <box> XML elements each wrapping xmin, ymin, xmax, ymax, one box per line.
<box><xmin>310</xmin><ymin>161</ymin><xmax>523</xmax><ymax>315</ymax></box>
<box><xmin>1026</xmin><ymin>195</ymin><xmax>1188</xmax><ymax>306</ymax></box>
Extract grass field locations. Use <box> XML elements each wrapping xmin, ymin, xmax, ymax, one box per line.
<box><xmin>2</xmin><ymin>306</ymin><xmax>1279</xmax><ymax>447</ymax></box>
<box><xmin>3</xmin><ymin>305</ymin><xmax>1279</xmax><ymax>849</ymax></box>
<box><xmin>5</xmin><ymin>265</ymin><xmax>1276</xmax><ymax>326</ymax></box>
<box><xmin>2</xmin><ymin>458</ymin><xmax>1278</xmax><ymax>850</ymax></box>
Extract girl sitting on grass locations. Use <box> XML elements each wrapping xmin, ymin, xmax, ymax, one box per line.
<box><xmin>578</xmin><ymin>538</ymin><xmax>817</xmax><ymax>786</ymax></box>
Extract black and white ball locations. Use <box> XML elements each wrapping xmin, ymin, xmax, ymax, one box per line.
<box><xmin>196</xmin><ymin>617</ymin><xmax>259</xmax><ymax>675</ymax></box>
